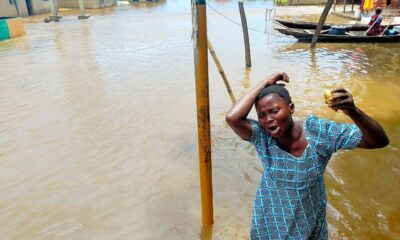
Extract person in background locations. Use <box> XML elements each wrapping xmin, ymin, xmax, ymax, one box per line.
<box><xmin>225</xmin><ymin>72</ymin><xmax>389</xmax><ymax>239</ymax></box>
<box><xmin>367</xmin><ymin>7</ymin><xmax>384</xmax><ymax>36</ymax></box>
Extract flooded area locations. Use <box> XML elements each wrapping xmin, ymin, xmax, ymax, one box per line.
<box><xmin>0</xmin><ymin>0</ymin><xmax>399</xmax><ymax>239</ymax></box>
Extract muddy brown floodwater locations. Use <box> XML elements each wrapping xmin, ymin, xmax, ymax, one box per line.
<box><xmin>0</xmin><ymin>1</ymin><xmax>399</xmax><ymax>239</ymax></box>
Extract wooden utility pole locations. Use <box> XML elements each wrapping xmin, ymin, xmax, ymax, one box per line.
<box><xmin>310</xmin><ymin>0</ymin><xmax>335</xmax><ymax>48</ymax></box>
<box><xmin>192</xmin><ymin>0</ymin><xmax>213</xmax><ymax>226</ymax></box>
<box><xmin>238</xmin><ymin>1</ymin><xmax>251</xmax><ymax>67</ymax></box>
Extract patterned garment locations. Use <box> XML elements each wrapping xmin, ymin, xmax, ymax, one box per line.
<box><xmin>367</xmin><ymin>14</ymin><xmax>383</xmax><ymax>36</ymax></box>
<box><xmin>248</xmin><ymin>115</ymin><xmax>362</xmax><ymax>240</ymax></box>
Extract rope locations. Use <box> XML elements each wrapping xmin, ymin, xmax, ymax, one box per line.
<box><xmin>206</xmin><ymin>1</ymin><xmax>284</xmax><ymax>38</ymax></box>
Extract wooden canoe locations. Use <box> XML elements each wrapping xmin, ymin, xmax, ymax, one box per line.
<box><xmin>274</xmin><ymin>19</ymin><xmax>399</xmax><ymax>31</ymax></box>
<box><xmin>275</xmin><ymin>27</ymin><xmax>400</xmax><ymax>43</ymax></box>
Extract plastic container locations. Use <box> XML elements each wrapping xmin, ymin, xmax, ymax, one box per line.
<box><xmin>328</xmin><ymin>25</ymin><xmax>346</xmax><ymax>35</ymax></box>
<box><xmin>392</xmin><ymin>26</ymin><xmax>400</xmax><ymax>33</ymax></box>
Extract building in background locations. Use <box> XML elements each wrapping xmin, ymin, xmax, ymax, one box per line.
<box><xmin>375</xmin><ymin>0</ymin><xmax>400</xmax><ymax>9</ymax></box>
<box><xmin>0</xmin><ymin>0</ymin><xmax>52</xmax><ymax>17</ymax></box>
<box><xmin>0</xmin><ymin>0</ymin><xmax>115</xmax><ymax>18</ymax></box>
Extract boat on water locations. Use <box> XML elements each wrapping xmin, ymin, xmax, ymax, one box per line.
<box><xmin>275</xmin><ymin>27</ymin><xmax>400</xmax><ymax>43</ymax></box>
<box><xmin>274</xmin><ymin>19</ymin><xmax>400</xmax><ymax>31</ymax></box>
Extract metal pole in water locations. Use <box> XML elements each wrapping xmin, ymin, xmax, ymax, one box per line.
<box><xmin>49</xmin><ymin>0</ymin><xmax>55</xmax><ymax>16</ymax></box>
<box><xmin>273</xmin><ymin>8</ymin><xmax>276</xmax><ymax>20</ymax></box>
<box><xmin>79</xmin><ymin>0</ymin><xmax>85</xmax><ymax>16</ymax></box>
<box><xmin>265</xmin><ymin>9</ymin><xmax>268</xmax><ymax>33</ymax></box>
<box><xmin>191</xmin><ymin>0</ymin><xmax>213</xmax><ymax>226</ymax></box>
<box><xmin>53</xmin><ymin>0</ymin><xmax>58</xmax><ymax>16</ymax></box>
<box><xmin>13</xmin><ymin>0</ymin><xmax>21</xmax><ymax>17</ymax></box>
<box><xmin>238</xmin><ymin>0</ymin><xmax>251</xmax><ymax>67</ymax></box>
<box><xmin>78</xmin><ymin>0</ymin><xmax>91</xmax><ymax>19</ymax></box>
<box><xmin>49</xmin><ymin>0</ymin><xmax>56</xmax><ymax>15</ymax></box>
<box><xmin>48</xmin><ymin>0</ymin><xmax>62</xmax><ymax>21</ymax></box>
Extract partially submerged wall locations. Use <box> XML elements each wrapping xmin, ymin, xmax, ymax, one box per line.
<box><xmin>0</xmin><ymin>17</ymin><xmax>25</xmax><ymax>41</ymax></box>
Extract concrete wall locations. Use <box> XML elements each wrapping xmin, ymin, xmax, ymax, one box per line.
<box><xmin>0</xmin><ymin>0</ymin><xmax>51</xmax><ymax>17</ymax></box>
<box><xmin>0</xmin><ymin>17</ymin><xmax>25</xmax><ymax>40</ymax></box>
<box><xmin>6</xmin><ymin>17</ymin><xmax>25</xmax><ymax>37</ymax></box>
<box><xmin>58</xmin><ymin>0</ymin><xmax>114</xmax><ymax>9</ymax></box>
<box><xmin>0</xmin><ymin>0</ymin><xmax>29</xmax><ymax>17</ymax></box>
<box><xmin>31</xmin><ymin>0</ymin><xmax>51</xmax><ymax>15</ymax></box>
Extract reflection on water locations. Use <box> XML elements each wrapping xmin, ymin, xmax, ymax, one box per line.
<box><xmin>0</xmin><ymin>0</ymin><xmax>399</xmax><ymax>239</ymax></box>
<box><xmin>241</xmin><ymin>67</ymin><xmax>251</xmax><ymax>90</ymax></box>
<box><xmin>200</xmin><ymin>224</ymin><xmax>213</xmax><ymax>240</ymax></box>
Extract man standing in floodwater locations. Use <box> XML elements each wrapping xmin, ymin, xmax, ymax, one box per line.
<box><xmin>225</xmin><ymin>72</ymin><xmax>389</xmax><ymax>239</ymax></box>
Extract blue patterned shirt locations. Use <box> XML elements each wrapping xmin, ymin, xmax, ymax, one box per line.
<box><xmin>248</xmin><ymin>115</ymin><xmax>362</xmax><ymax>240</ymax></box>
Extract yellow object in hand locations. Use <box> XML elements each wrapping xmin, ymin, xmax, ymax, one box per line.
<box><xmin>324</xmin><ymin>90</ymin><xmax>333</xmax><ymax>104</ymax></box>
